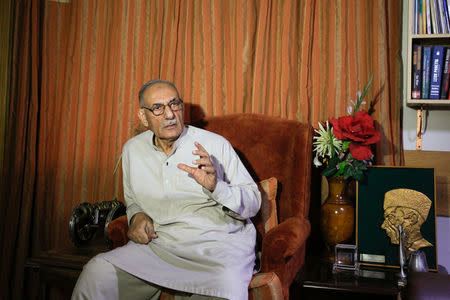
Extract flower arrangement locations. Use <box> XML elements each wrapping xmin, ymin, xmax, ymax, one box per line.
<box><xmin>313</xmin><ymin>76</ymin><xmax>381</xmax><ymax>181</ymax></box>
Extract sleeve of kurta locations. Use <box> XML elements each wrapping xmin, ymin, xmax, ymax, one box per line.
<box><xmin>122</xmin><ymin>145</ymin><xmax>145</xmax><ymax>224</ymax></box>
<box><xmin>204</xmin><ymin>140</ymin><xmax>261</xmax><ymax>219</ymax></box>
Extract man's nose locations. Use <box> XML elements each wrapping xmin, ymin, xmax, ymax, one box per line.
<box><xmin>164</xmin><ymin>106</ymin><xmax>175</xmax><ymax>118</ymax></box>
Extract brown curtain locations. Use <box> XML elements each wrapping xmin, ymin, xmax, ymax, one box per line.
<box><xmin>0</xmin><ymin>0</ymin><xmax>43</xmax><ymax>299</ymax></box>
<box><xmin>0</xmin><ymin>0</ymin><xmax>402</xmax><ymax>299</ymax></box>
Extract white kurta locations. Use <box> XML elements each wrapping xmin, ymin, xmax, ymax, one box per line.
<box><xmin>101</xmin><ymin>126</ymin><xmax>261</xmax><ymax>300</ymax></box>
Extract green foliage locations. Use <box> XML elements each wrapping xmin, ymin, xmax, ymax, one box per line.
<box><xmin>320</xmin><ymin>153</ymin><xmax>369</xmax><ymax>181</ymax></box>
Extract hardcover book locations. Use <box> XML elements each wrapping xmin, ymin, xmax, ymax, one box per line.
<box><xmin>440</xmin><ymin>47</ymin><xmax>450</xmax><ymax>99</ymax></box>
<box><xmin>412</xmin><ymin>44</ymin><xmax>423</xmax><ymax>99</ymax></box>
<box><xmin>422</xmin><ymin>46</ymin><xmax>432</xmax><ymax>99</ymax></box>
<box><xmin>426</xmin><ymin>0</ymin><xmax>433</xmax><ymax>33</ymax></box>
<box><xmin>430</xmin><ymin>46</ymin><xmax>445</xmax><ymax>99</ymax></box>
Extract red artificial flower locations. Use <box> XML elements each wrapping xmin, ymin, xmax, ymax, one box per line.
<box><xmin>348</xmin><ymin>143</ymin><xmax>373</xmax><ymax>160</ymax></box>
<box><xmin>331</xmin><ymin>111</ymin><xmax>381</xmax><ymax>146</ymax></box>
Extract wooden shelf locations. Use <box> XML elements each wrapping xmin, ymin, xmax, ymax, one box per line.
<box><xmin>406</xmin><ymin>0</ymin><xmax>450</xmax><ymax>109</ymax></box>
<box><xmin>411</xmin><ymin>34</ymin><xmax>450</xmax><ymax>39</ymax></box>
<box><xmin>407</xmin><ymin>99</ymin><xmax>450</xmax><ymax>107</ymax></box>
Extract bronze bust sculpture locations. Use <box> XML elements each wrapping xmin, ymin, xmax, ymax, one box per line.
<box><xmin>381</xmin><ymin>188</ymin><xmax>432</xmax><ymax>258</ymax></box>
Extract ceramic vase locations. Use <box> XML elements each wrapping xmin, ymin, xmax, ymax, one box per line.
<box><xmin>320</xmin><ymin>176</ymin><xmax>355</xmax><ymax>260</ymax></box>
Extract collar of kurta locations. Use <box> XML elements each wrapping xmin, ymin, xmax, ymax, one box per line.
<box><xmin>149</xmin><ymin>125</ymin><xmax>189</xmax><ymax>156</ymax></box>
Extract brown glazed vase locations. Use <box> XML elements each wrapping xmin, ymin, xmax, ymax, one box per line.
<box><xmin>320</xmin><ymin>176</ymin><xmax>355</xmax><ymax>260</ymax></box>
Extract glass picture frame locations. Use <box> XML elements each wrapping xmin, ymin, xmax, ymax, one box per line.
<box><xmin>356</xmin><ymin>166</ymin><xmax>437</xmax><ymax>271</ymax></box>
<box><xmin>333</xmin><ymin>243</ymin><xmax>359</xmax><ymax>274</ymax></box>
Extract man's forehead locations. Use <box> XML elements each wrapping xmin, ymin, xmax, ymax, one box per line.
<box><xmin>143</xmin><ymin>83</ymin><xmax>179</xmax><ymax>104</ymax></box>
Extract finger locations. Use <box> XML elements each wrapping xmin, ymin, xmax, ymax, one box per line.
<box><xmin>193</xmin><ymin>157</ymin><xmax>212</xmax><ymax>166</ymax></box>
<box><xmin>198</xmin><ymin>165</ymin><xmax>216</xmax><ymax>173</ymax></box>
<box><xmin>193</xmin><ymin>142</ymin><xmax>210</xmax><ymax>157</ymax></box>
<box><xmin>193</xmin><ymin>149</ymin><xmax>209</xmax><ymax>158</ymax></box>
<box><xmin>177</xmin><ymin>163</ymin><xmax>196</xmax><ymax>174</ymax></box>
<box><xmin>145</xmin><ymin>224</ymin><xmax>158</xmax><ymax>239</ymax></box>
<box><xmin>194</xmin><ymin>141</ymin><xmax>207</xmax><ymax>152</ymax></box>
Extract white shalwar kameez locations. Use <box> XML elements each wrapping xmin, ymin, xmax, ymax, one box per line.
<box><xmin>99</xmin><ymin>126</ymin><xmax>261</xmax><ymax>300</ymax></box>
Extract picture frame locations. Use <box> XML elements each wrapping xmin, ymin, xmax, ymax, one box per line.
<box><xmin>356</xmin><ymin>166</ymin><xmax>437</xmax><ymax>271</ymax></box>
<box><xmin>333</xmin><ymin>243</ymin><xmax>359</xmax><ymax>274</ymax></box>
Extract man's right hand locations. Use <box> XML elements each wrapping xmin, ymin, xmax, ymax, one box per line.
<box><xmin>127</xmin><ymin>212</ymin><xmax>158</xmax><ymax>244</ymax></box>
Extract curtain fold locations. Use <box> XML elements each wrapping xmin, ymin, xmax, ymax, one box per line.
<box><xmin>0</xmin><ymin>1</ymin><xmax>403</xmax><ymax>299</ymax></box>
<box><xmin>0</xmin><ymin>0</ymin><xmax>13</xmax><ymax>176</ymax></box>
<box><xmin>0</xmin><ymin>0</ymin><xmax>43</xmax><ymax>299</ymax></box>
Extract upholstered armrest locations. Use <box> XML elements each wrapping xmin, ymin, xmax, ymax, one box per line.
<box><xmin>260</xmin><ymin>216</ymin><xmax>310</xmax><ymax>272</ymax></box>
<box><xmin>106</xmin><ymin>215</ymin><xmax>129</xmax><ymax>248</ymax></box>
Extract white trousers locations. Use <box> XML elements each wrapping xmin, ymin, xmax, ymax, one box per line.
<box><xmin>71</xmin><ymin>256</ymin><xmax>224</xmax><ymax>300</ymax></box>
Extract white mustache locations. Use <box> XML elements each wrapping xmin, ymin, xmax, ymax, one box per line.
<box><xmin>162</xmin><ymin>119</ymin><xmax>178</xmax><ymax>127</ymax></box>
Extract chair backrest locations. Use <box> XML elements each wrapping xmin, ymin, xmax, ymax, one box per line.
<box><xmin>194</xmin><ymin>114</ymin><xmax>313</xmax><ymax>223</ymax></box>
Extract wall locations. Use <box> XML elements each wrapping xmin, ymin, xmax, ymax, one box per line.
<box><xmin>402</xmin><ymin>0</ymin><xmax>450</xmax><ymax>273</ymax></box>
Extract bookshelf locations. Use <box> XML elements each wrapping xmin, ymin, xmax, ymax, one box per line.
<box><xmin>407</xmin><ymin>0</ymin><xmax>450</xmax><ymax>107</ymax></box>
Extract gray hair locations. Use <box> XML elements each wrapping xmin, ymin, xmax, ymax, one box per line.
<box><xmin>138</xmin><ymin>79</ymin><xmax>179</xmax><ymax>106</ymax></box>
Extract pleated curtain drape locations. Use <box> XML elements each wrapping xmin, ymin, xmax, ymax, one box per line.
<box><xmin>0</xmin><ymin>1</ymin><xmax>403</xmax><ymax>299</ymax></box>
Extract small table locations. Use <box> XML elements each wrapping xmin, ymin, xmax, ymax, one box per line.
<box><xmin>292</xmin><ymin>257</ymin><xmax>404</xmax><ymax>300</ymax></box>
<box><xmin>25</xmin><ymin>239</ymin><xmax>109</xmax><ymax>299</ymax></box>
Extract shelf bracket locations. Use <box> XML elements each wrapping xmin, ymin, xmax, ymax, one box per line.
<box><xmin>416</xmin><ymin>107</ymin><xmax>424</xmax><ymax>150</ymax></box>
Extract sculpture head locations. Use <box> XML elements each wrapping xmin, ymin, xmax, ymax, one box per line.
<box><xmin>381</xmin><ymin>189</ymin><xmax>432</xmax><ymax>252</ymax></box>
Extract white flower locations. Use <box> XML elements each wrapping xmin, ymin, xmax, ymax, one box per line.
<box><xmin>347</xmin><ymin>105</ymin><xmax>353</xmax><ymax>115</ymax></box>
<box><xmin>313</xmin><ymin>155</ymin><xmax>322</xmax><ymax>167</ymax></box>
<box><xmin>313</xmin><ymin>121</ymin><xmax>342</xmax><ymax>158</ymax></box>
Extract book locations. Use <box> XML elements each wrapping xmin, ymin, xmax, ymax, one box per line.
<box><xmin>440</xmin><ymin>48</ymin><xmax>450</xmax><ymax>98</ymax></box>
<box><xmin>431</xmin><ymin>0</ymin><xmax>439</xmax><ymax>33</ymax></box>
<box><xmin>415</xmin><ymin>0</ymin><xmax>419</xmax><ymax>33</ymax></box>
<box><xmin>447</xmin><ymin>0</ymin><xmax>450</xmax><ymax>25</ymax></box>
<box><xmin>430</xmin><ymin>46</ymin><xmax>445</xmax><ymax>99</ymax></box>
<box><xmin>412</xmin><ymin>44</ymin><xmax>423</xmax><ymax>99</ymax></box>
<box><xmin>435</xmin><ymin>0</ymin><xmax>443</xmax><ymax>33</ymax></box>
<box><xmin>423</xmin><ymin>0</ymin><xmax>428</xmax><ymax>33</ymax></box>
<box><xmin>437</xmin><ymin>0</ymin><xmax>449</xmax><ymax>33</ymax></box>
<box><xmin>422</xmin><ymin>46</ymin><xmax>432</xmax><ymax>98</ymax></box>
<box><xmin>443</xmin><ymin>0</ymin><xmax>450</xmax><ymax>32</ymax></box>
<box><xmin>426</xmin><ymin>0</ymin><xmax>433</xmax><ymax>33</ymax></box>
<box><xmin>419</xmin><ymin>0</ymin><xmax>424</xmax><ymax>33</ymax></box>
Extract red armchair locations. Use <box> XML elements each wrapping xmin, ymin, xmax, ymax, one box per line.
<box><xmin>107</xmin><ymin>114</ymin><xmax>313</xmax><ymax>299</ymax></box>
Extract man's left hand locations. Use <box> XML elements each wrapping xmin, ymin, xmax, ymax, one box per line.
<box><xmin>177</xmin><ymin>142</ymin><xmax>217</xmax><ymax>192</ymax></box>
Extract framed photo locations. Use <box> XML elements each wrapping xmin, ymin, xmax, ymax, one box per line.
<box><xmin>356</xmin><ymin>166</ymin><xmax>437</xmax><ymax>271</ymax></box>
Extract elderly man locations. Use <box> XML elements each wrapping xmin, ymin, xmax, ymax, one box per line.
<box><xmin>72</xmin><ymin>80</ymin><xmax>261</xmax><ymax>300</ymax></box>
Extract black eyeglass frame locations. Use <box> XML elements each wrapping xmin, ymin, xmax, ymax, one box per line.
<box><xmin>141</xmin><ymin>98</ymin><xmax>184</xmax><ymax>116</ymax></box>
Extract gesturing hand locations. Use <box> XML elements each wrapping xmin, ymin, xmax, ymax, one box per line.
<box><xmin>127</xmin><ymin>212</ymin><xmax>158</xmax><ymax>244</ymax></box>
<box><xmin>177</xmin><ymin>142</ymin><xmax>217</xmax><ymax>192</ymax></box>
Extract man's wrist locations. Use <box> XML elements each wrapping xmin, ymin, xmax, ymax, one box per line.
<box><xmin>130</xmin><ymin>212</ymin><xmax>148</xmax><ymax>225</ymax></box>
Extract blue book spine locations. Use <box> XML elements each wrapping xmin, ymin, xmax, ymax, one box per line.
<box><xmin>430</xmin><ymin>46</ymin><xmax>445</xmax><ymax>99</ymax></box>
<box><xmin>435</xmin><ymin>0</ymin><xmax>443</xmax><ymax>33</ymax></box>
<box><xmin>422</xmin><ymin>46</ymin><xmax>432</xmax><ymax>98</ymax></box>
<box><xmin>443</xmin><ymin>0</ymin><xmax>450</xmax><ymax>32</ymax></box>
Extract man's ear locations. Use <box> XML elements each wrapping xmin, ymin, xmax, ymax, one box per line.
<box><xmin>407</xmin><ymin>211</ymin><xmax>419</xmax><ymax>225</ymax></box>
<box><xmin>138</xmin><ymin>109</ymin><xmax>149</xmax><ymax>127</ymax></box>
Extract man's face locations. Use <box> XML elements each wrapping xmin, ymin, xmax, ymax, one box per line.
<box><xmin>381</xmin><ymin>207</ymin><xmax>402</xmax><ymax>244</ymax></box>
<box><xmin>138</xmin><ymin>83</ymin><xmax>185</xmax><ymax>142</ymax></box>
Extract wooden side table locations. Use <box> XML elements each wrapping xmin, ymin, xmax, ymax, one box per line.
<box><xmin>291</xmin><ymin>256</ymin><xmax>404</xmax><ymax>300</ymax></box>
<box><xmin>24</xmin><ymin>240</ymin><xmax>109</xmax><ymax>299</ymax></box>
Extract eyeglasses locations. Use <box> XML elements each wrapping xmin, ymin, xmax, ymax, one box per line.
<box><xmin>141</xmin><ymin>98</ymin><xmax>184</xmax><ymax>116</ymax></box>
